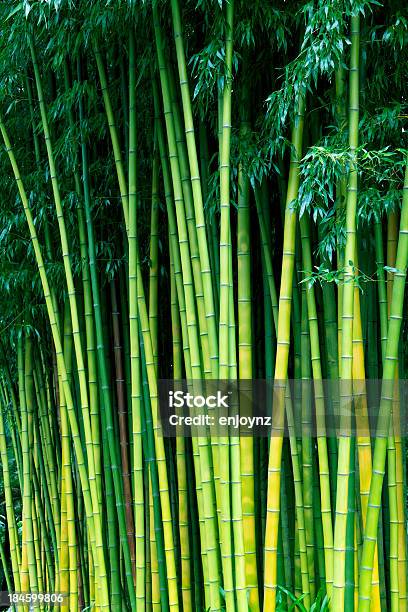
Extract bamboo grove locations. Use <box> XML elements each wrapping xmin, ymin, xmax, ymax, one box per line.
<box><xmin>0</xmin><ymin>0</ymin><xmax>407</xmax><ymax>610</ymax></box>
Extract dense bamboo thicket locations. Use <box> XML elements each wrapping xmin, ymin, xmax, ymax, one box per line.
<box><xmin>0</xmin><ymin>1</ymin><xmax>407</xmax><ymax>610</ymax></box>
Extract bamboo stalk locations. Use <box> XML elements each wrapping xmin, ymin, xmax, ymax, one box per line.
<box><xmin>264</xmin><ymin>89</ymin><xmax>305</xmax><ymax>610</ymax></box>
<box><xmin>333</xmin><ymin>14</ymin><xmax>360</xmax><ymax>609</ymax></box>
<box><xmin>128</xmin><ymin>28</ymin><xmax>145</xmax><ymax>608</ymax></box>
<box><xmin>358</xmin><ymin>159</ymin><xmax>408</xmax><ymax>610</ymax></box>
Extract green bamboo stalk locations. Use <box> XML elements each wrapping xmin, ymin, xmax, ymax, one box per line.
<box><xmin>170</xmin><ymin>0</ymin><xmax>219</xmax><ymax>376</ymax></box>
<box><xmin>254</xmin><ymin>187</ymin><xmax>279</xmax><ymax>331</ymax></box>
<box><xmin>62</xmin><ymin>58</ymin><xmax>103</xmax><ymax>513</ymax></box>
<box><xmin>29</xmin><ymin>38</ymin><xmax>94</xmax><ymax>474</ymax></box>
<box><xmin>153</xmin><ymin>89</ymin><xmax>192</xmax><ymax>377</ymax></box>
<box><xmin>95</xmin><ymin>47</ymin><xmax>181</xmax><ymax>602</ymax></box>
<box><xmin>351</xmin><ymin>253</ymin><xmax>382</xmax><ymax>609</ymax></box>
<box><xmin>170</xmin><ymin>243</ymin><xmax>193</xmax><ymax>611</ymax></box>
<box><xmin>31</xmin><ymin>418</ymin><xmax>55</xmax><ymax>589</ymax></box>
<box><xmin>128</xmin><ymin>28</ymin><xmax>145</xmax><ymax>609</ymax></box>
<box><xmin>148</xmin><ymin>475</ymin><xmax>160</xmax><ymax>611</ymax></box>
<box><xmin>31</xmin><ymin>498</ymin><xmax>43</xmax><ymax>595</ymax></box>
<box><xmin>237</xmin><ymin>97</ymin><xmax>259</xmax><ymax>610</ymax></box>
<box><xmin>300</xmin><ymin>286</ymin><xmax>315</xmax><ymax>601</ymax></box>
<box><xmin>358</xmin><ymin>159</ymin><xmax>408</xmax><ymax>610</ymax></box>
<box><xmin>61</xmin><ymin>303</ymin><xmax>78</xmax><ymax>611</ymax></box>
<box><xmin>299</xmin><ymin>212</ymin><xmax>334</xmax><ymax>596</ymax></box>
<box><xmin>93</xmin><ymin>41</ymin><xmax>129</xmax><ymax>230</ymax></box>
<box><xmin>21</xmin><ymin>335</ymin><xmax>38</xmax><ymax>593</ymax></box>
<box><xmin>386</xmin><ymin>215</ymin><xmax>407</xmax><ymax>610</ymax></box>
<box><xmin>149</xmin><ymin>147</ymin><xmax>160</xmax><ymax>368</ymax></box>
<box><xmin>199</xmin><ymin>122</ymin><xmax>220</xmax><ymax>312</ymax></box>
<box><xmin>387</xmin><ymin>423</ymin><xmax>399</xmax><ymax>610</ymax></box>
<box><xmin>264</xmin><ymin>89</ymin><xmax>306</xmax><ymax>610</ymax></box>
<box><xmin>168</xmin><ymin>64</ymin><xmax>211</xmax><ymax>376</ymax></box>
<box><xmin>218</xmin><ymin>0</ymin><xmax>234</xmax><ymax>379</ymax></box>
<box><xmin>76</xmin><ymin>55</ymin><xmax>136</xmax><ymax>607</ymax></box>
<box><xmin>317</xmin><ymin>220</ymin><xmax>339</xmax><ymax>507</ymax></box>
<box><xmin>285</xmin><ymin>385</ymin><xmax>311</xmax><ymax>608</ymax></box>
<box><xmin>0</xmin><ymin>345</ymin><xmax>23</xmax><ymax>465</ymax></box>
<box><xmin>153</xmin><ymin>76</ymin><xmax>214</xmax><ymax>597</ymax></box>
<box><xmin>140</xmin><ymin>340</ymin><xmax>169</xmax><ymax>610</ymax></box>
<box><xmin>110</xmin><ymin>278</ymin><xmax>136</xmax><ymax>579</ymax></box>
<box><xmin>153</xmin><ymin>7</ymin><xmax>220</xmax><ymax>609</ymax></box>
<box><xmin>0</xmin><ymin>106</ymin><xmax>109</xmax><ymax>608</ymax></box>
<box><xmin>374</xmin><ymin>219</ymin><xmax>388</xmax><ymax>365</ymax></box>
<box><xmin>335</xmin><ymin>61</ymin><xmax>347</xmax><ymax>374</ymax></box>
<box><xmin>152</xmin><ymin>21</ymin><xmax>203</xmax><ymax>380</ymax></box>
<box><xmin>345</xmin><ymin>438</ymin><xmax>356</xmax><ymax>611</ymax></box>
<box><xmin>26</xmin><ymin>68</ymin><xmax>63</xmax><ymax>537</ymax></box>
<box><xmin>33</xmin><ymin>363</ymin><xmax>60</xmax><ymax>545</ymax></box>
<box><xmin>217</xmin><ymin>3</ymin><xmax>236</xmax><ymax>609</ymax></box>
<box><xmin>228</xmin><ymin>279</ymin><xmax>248</xmax><ymax>612</ymax></box>
<box><xmin>0</xmin><ymin>539</ymin><xmax>13</xmax><ymax>595</ymax></box>
<box><xmin>28</xmin><ymin>40</ymin><xmax>110</xmax><ymax>604</ymax></box>
<box><xmin>333</xmin><ymin>14</ymin><xmax>360</xmax><ymax>609</ymax></box>
<box><xmin>313</xmin><ymin>451</ymin><xmax>326</xmax><ymax>591</ymax></box>
<box><xmin>0</xmin><ymin>388</ymin><xmax>21</xmax><ymax>591</ymax></box>
<box><xmin>280</xmin><ymin>458</ymin><xmax>293</xmax><ymax>594</ymax></box>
